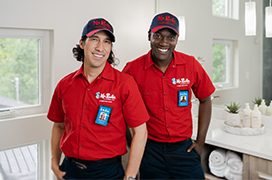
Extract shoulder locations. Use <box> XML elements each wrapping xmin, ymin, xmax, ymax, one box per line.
<box><xmin>174</xmin><ymin>51</ymin><xmax>201</xmax><ymax>69</ymax></box>
<box><xmin>59</xmin><ymin>70</ymin><xmax>77</xmax><ymax>84</ymax></box>
<box><xmin>112</xmin><ymin>67</ymin><xmax>135</xmax><ymax>83</ymax></box>
<box><xmin>126</xmin><ymin>53</ymin><xmax>148</xmax><ymax>67</ymax></box>
<box><xmin>175</xmin><ymin>51</ymin><xmax>196</xmax><ymax>62</ymax></box>
<box><xmin>55</xmin><ymin>70</ymin><xmax>78</xmax><ymax>92</ymax></box>
<box><xmin>123</xmin><ymin>53</ymin><xmax>148</xmax><ymax>74</ymax></box>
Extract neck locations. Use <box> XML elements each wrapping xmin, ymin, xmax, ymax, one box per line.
<box><xmin>83</xmin><ymin>63</ymin><xmax>106</xmax><ymax>84</ymax></box>
<box><xmin>152</xmin><ymin>57</ymin><xmax>172</xmax><ymax>73</ymax></box>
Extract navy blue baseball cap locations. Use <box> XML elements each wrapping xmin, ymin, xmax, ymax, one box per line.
<box><xmin>149</xmin><ymin>12</ymin><xmax>179</xmax><ymax>36</ymax></box>
<box><xmin>81</xmin><ymin>18</ymin><xmax>115</xmax><ymax>42</ymax></box>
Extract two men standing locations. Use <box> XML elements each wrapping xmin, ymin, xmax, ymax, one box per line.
<box><xmin>48</xmin><ymin>12</ymin><xmax>215</xmax><ymax>180</ymax></box>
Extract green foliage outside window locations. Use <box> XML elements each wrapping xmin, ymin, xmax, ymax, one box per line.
<box><xmin>212</xmin><ymin>44</ymin><xmax>226</xmax><ymax>83</ymax></box>
<box><xmin>213</xmin><ymin>0</ymin><xmax>227</xmax><ymax>16</ymax></box>
<box><xmin>0</xmin><ymin>38</ymin><xmax>39</xmax><ymax>106</ymax></box>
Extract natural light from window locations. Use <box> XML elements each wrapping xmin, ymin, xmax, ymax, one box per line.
<box><xmin>212</xmin><ymin>39</ymin><xmax>235</xmax><ymax>89</ymax></box>
<box><xmin>212</xmin><ymin>0</ymin><xmax>239</xmax><ymax>20</ymax></box>
<box><xmin>0</xmin><ymin>144</ymin><xmax>38</xmax><ymax>180</ymax></box>
<box><xmin>0</xmin><ymin>38</ymin><xmax>40</xmax><ymax>109</ymax></box>
<box><xmin>0</xmin><ymin>28</ymin><xmax>50</xmax><ymax>118</ymax></box>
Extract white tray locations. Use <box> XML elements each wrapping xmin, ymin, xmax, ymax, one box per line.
<box><xmin>222</xmin><ymin>121</ymin><xmax>266</xmax><ymax>136</ymax></box>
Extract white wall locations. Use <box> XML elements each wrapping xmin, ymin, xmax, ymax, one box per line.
<box><xmin>0</xmin><ymin>0</ymin><xmax>263</xmax><ymax>107</ymax></box>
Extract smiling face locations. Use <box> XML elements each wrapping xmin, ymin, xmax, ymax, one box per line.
<box><xmin>149</xmin><ymin>28</ymin><xmax>178</xmax><ymax>65</ymax></box>
<box><xmin>80</xmin><ymin>30</ymin><xmax>112</xmax><ymax>70</ymax></box>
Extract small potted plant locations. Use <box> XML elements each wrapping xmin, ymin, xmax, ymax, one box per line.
<box><xmin>225</xmin><ymin>102</ymin><xmax>241</xmax><ymax>126</ymax></box>
<box><xmin>252</xmin><ymin>97</ymin><xmax>262</xmax><ymax>107</ymax></box>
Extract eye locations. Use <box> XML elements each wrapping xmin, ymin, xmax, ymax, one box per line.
<box><xmin>153</xmin><ymin>34</ymin><xmax>162</xmax><ymax>40</ymax></box>
<box><xmin>104</xmin><ymin>39</ymin><xmax>111</xmax><ymax>44</ymax></box>
<box><xmin>168</xmin><ymin>36</ymin><xmax>176</xmax><ymax>41</ymax></box>
<box><xmin>90</xmin><ymin>37</ymin><xmax>99</xmax><ymax>41</ymax></box>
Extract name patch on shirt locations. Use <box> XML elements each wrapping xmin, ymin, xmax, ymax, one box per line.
<box><xmin>171</xmin><ymin>77</ymin><xmax>190</xmax><ymax>87</ymax></box>
<box><xmin>95</xmin><ymin>92</ymin><xmax>116</xmax><ymax>103</ymax></box>
<box><xmin>95</xmin><ymin>105</ymin><xmax>113</xmax><ymax>126</ymax></box>
<box><xmin>178</xmin><ymin>90</ymin><xmax>189</xmax><ymax>107</ymax></box>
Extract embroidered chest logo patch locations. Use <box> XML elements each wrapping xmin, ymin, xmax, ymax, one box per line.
<box><xmin>95</xmin><ymin>92</ymin><xmax>116</xmax><ymax>103</ymax></box>
<box><xmin>171</xmin><ymin>78</ymin><xmax>190</xmax><ymax>87</ymax></box>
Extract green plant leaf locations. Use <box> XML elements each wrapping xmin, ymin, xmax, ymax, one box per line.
<box><xmin>225</xmin><ymin>102</ymin><xmax>241</xmax><ymax>114</ymax></box>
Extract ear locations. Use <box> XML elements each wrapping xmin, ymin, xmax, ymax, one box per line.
<box><xmin>79</xmin><ymin>39</ymin><xmax>84</xmax><ymax>49</ymax></box>
<box><xmin>148</xmin><ymin>32</ymin><xmax>151</xmax><ymax>41</ymax></box>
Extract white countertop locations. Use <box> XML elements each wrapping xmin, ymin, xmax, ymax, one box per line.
<box><xmin>192</xmin><ymin>107</ymin><xmax>272</xmax><ymax>161</ymax></box>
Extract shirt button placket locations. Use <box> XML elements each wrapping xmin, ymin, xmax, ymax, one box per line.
<box><xmin>84</xmin><ymin>88</ymin><xmax>90</xmax><ymax>109</ymax></box>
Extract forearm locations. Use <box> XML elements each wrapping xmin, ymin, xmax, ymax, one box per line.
<box><xmin>51</xmin><ymin>123</ymin><xmax>65</xmax><ymax>170</ymax></box>
<box><xmin>125</xmin><ymin>123</ymin><xmax>147</xmax><ymax>178</ymax></box>
<box><xmin>196</xmin><ymin>96</ymin><xmax>212</xmax><ymax>147</ymax></box>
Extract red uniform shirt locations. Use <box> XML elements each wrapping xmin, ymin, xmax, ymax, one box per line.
<box><xmin>47</xmin><ymin>62</ymin><xmax>149</xmax><ymax>160</ymax></box>
<box><xmin>123</xmin><ymin>50</ymin><xmax>215</xmax><ymax>143</ymax></box>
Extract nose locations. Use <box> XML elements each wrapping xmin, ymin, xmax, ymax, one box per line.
<box><xmin>95</xmin><ymin>41</ymin><xmax>104</xmax><ymax>52</ymax></box>
<box><xmin>159</xmin><ymin>37</ymin><xmax>169</xmax><ymax>45</ymax></box>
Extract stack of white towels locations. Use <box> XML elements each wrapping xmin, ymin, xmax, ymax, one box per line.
<box><xmin>209</xmin><ymin>148</ymin><xmax>243</xmax><ymax>180</ymax></box>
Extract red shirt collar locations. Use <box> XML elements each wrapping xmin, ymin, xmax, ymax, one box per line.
<box><xmin>72</xmin><ymin>62</ymin><xmax>115</xmax><ymax>81</ymax></box>
<box><xmin>144</xmin><ymin>50</ymin><xmax>187</xmax><ymax>70</ymax></box>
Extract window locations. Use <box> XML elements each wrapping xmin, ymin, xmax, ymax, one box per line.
<box><xmin>0</xmin><ymin>144</ymin><xmax>37</xmax><ymax>180</ymax></box>
<box><xmin>212</xmin><ymin>0</ymin><xmax>239</xmax><ymax>20</ymax></box>
<box><xmin>0</xmin><ymin>28</ymin><xmax>51</xmax><ymax>118</ymax></box>
<box><xmin>212</xmin><ymin>39</ymin><xmax>238</xmax><ymax>89</ymax></box>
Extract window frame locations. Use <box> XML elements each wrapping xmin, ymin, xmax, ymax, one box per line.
<box><xmin>212</xmin><ymin>0</ymin><xmax>239</xmax><ymax>20</ymax></box>
<box><xmin>0</xmin><ymin>28</ymin><xmax>51</xmax><ymax>119</ymax></box>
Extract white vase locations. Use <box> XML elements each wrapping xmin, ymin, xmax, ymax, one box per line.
<box><xmin>226</xmin><ymin>113</ymin><xmax>241</xmax><ymax>126</ymax></box>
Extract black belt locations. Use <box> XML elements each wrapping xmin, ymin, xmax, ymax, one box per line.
<box><xmin>66</xmin><ymin>156</ymin><xmax>121</xmax><ymax>170</ymax></box>
<box><xmin>147</xmin><ymin>138</ymin><xmax>191</xmax><ymax>147</ymax></box>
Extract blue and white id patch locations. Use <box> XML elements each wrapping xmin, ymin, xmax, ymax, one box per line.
<box><xmin>178</xmin><ymin>90</ymin><xmax>189</xmax><ymax>107</ymax></box>
<box><xmin>95</xmin><ymin>105</ymin><xmax>113</xmax><ymax>126</ymax></box>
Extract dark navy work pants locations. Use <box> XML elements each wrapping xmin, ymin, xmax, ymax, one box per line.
<box><xmin>59</xmin><ymin>156</ymin><xmax>124</xmax><ymax>180</ymax></box>
<box><xmin>140</xmin><ymin>138</ymin><xmax>205</xmax><ymax>180</ymax></box>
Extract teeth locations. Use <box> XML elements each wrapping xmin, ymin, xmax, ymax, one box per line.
<box><xmin>94</xmin><ymin>54</ymin><xmax>103</xmax><ymax>58</ymax></box>
<box><xmin>158</xmin><ymin>48</ymin><xmax>168</xmax><ymax>52</ymax></box>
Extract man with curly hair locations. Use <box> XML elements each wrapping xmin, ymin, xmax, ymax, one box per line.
<box><xmin>48</xmin><ymin>17</ymin><xmax>149</xmax><ymax>180</ymax></box>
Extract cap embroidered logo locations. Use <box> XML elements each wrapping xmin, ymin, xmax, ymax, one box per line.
<box><xmin>93</xmin><ymin>20</ymin><xmax>112</xmax><ymax>31</ymax></box>
<box><xmin>149</xmin><ymin>12</ymin><xmax>179</xmax><ymax>36</ymax></box>
<box><xmin>81</xmin><ymin>18</ymin><xmax>115</xmax><ymax>42</ymax></box>
<box><xmin>158</xmin><ymin>15</ymin><xmax>177</xmax><ymax>25</ymax></box>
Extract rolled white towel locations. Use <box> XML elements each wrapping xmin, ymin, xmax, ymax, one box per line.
<box><xmin>224</xmin><ymin>166</ymin><xmax>243</xmax><ymax>180</ymax></box>
<box><xmin>226</xmin><ymin>150</ymin><xmax>243</xmax><ymax>173</ymax></box>
<box><xmin>210</xmin><ymin>164</ymin><xmax>228</xmax><ymax>178</ymax></box>
<box><xmin>224</xmin><ymin>150</ymin><xmax>243</xmax><ymax>180</ymax></box>
<box><xmin>209</xmin><ymin>148</ymin><xmax>226</xmax><ymax>166</ymax></box>
<box><xmin>209</xmin><ymin>148</ymin><xmax>227</xmax><ymax>177</ymax></box>
<box><xmin>226</xmin><ymin>150</ymin><xmax>241</xmax><ymax>161</ymax></box>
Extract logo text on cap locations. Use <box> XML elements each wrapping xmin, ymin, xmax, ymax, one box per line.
<box><xmin>158</xmin><ymin>15</ymin><xmax>176</xmax><ymax>25</ymax></box>
<box><xmin>93</xmin><ymin>20</ymin><xmax>112</xmax><ymax>30</ymax></box>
